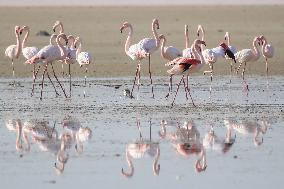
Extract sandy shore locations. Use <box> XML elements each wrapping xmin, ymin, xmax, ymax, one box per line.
<box><xmin>0</xmin><ymin>6</ymin><xmax>283</xmax><ymax>77</ymax></box>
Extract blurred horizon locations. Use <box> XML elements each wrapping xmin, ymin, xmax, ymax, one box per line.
<box><xmin>0</xmin><ymin>0</ymin><xmax>283</xmax><ymax>6</ymax></box>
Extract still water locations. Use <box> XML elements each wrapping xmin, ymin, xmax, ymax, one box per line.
<box><xmin>0</xmin><ymin>76</ymin><xmax>283</xmax><ymax>189</ymax></box>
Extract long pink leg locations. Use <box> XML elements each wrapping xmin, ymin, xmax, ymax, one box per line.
<box><xmin>137</xmin><ymin>63</ymin><xmax>141</xmax><ymax>93</ymax></box>
<box><xmin>83</xmin><ymin>66</ymin><xmax>88</xmax><ymax>98</ymax></box>
<box><xmin>31</xmin><ymin>65</ymin><xmax>41</xmax><ymax>97</ymax></box>
<box><xmin>46</xmin><ymin>71</ymin><xmax>59</xmax><ymax>97</ymax></box>
<box><xmin>236</xmin><ymin>62</ymin><xmax>243</xmax><ymax>74</ymax></box>
<box><xmin>69</xmin><ymin>64</ymin><xmax>71</xmax><ymax>98</ymax></box>
<box><xmin>265</xmin><ymin>58</ymin><xmax>268</xmax><ymax>77</ymax></box>
<box><xmin>230</xmin><ymin>61</ymin><xmax>233</xmax><ymax>84</ymax></box>
<box><xmin>165</xmin><ymin>75</ymin><xmax>173</xmax><ymax>98</ymax></box>
<box><xmin>40</xmin><ymin>65</ymin><xmax>48</xmax><ymax>101</ymax></box>
<box><xmin>11</xmin><ymin>59</ymin><xmax>15</xmax><ymax>87</ymax></box>
<box><xmin>130</xmin><ymin>63</ymin><xmax>140</xmax><ymax>98</ymax></box>
<box><xmin>148</xmin><ymin>55</ymin><xmax>154</xmax><ymax>98</ymax></box>
<box><xmin>51</xmin><ymin>63</ymin><xmax>67</xmax><ymax>98</ymax></box>
<box><xmin>242</xmin><ymin>62</ymin><xmax>249</xmax><ymax>94</ymax></box>
<box><xmin>184</xmin><ymin>77</ymin><xmax>196</xmax><ymax>107</ymax></box>
<box><xmin>182</xmin><ymin>76</ymin><xmax>188</xmax><ymax>100</ymax></box>
<box><xmin>171</xmin><ymin>76</ymin><xmax>184</xmax><ymax>106</ymax></box>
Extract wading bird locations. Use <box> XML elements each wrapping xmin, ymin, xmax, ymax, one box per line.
<box><xmin>259</xmin><ymin>35</ymin><xmax>274</xmax><ymax>76</ymax></box>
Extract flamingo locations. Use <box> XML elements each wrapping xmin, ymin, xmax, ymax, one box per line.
<box><xmin>5</xmin><ymin>119</ymin><xmax>23</xmax><ymax>151</ymax></box>
<box><xmin>235</xmin><ymin>36</ymin><xmax>262</xmax><ymax>90</ymax></box>
<box><xmin>223</xmin><ymin>32</ymin><xmax>238</xmax><ymax>80</ymax></box>
<box><xmin>120</xmin><ymin>18</ymin><xmax>160</xmax><ymax>98</ymax></box>
<box><xmin>74</xmin><ymin>37</ymin><xmax>92</xmax><ymax>97</ymax></box>
<box><xmin>259</xmin><ymin>35</ymin><xmax>274</xmax><ymax>76</ymax></box>
<box><xmin>121</xmin><ymin>118</ymin><xmax>160</xmax><ymax>178</ymax></box>
<box><xmin>159</xmin><ymin>34</ymin><xmax>182</xmax><ymax>61</ymax></box>
<box><xmin>5</xmin><ymin>26</ymin><xmax>22</xmax><ymax>87</ymax></box>
<box><xmin>166</xmin><ymin>39</ymin><xmax>206</xmax><ymax>106</ymax></box>
<box><xmin>159</xmin><ymin>120</ymin><xmax>207</xmax><ymax>172</ymax></box>
<box><xmin>224</xmin><ymin>119</ymin><xmax>268</xmax><ymax>146</ymax></box>
<box><xmin>25</xmin><ymin>33</ymin><xmax>69</xmax><ymax>100</ymax></box>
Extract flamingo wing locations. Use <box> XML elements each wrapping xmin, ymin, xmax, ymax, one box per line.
<box><xmin>5</xmin><ymin>45</ymin><xmax>17</xmax><ymax>59</ymax></box>
<box><xmin>138</xmin><ymin>38</ymin><xmax>157</xmax><ymax>54</ymax></box>
<box><xmin>22</xmin><ymin>46</ymin><xmax>39</xmax><ymax>60</ymax></box>
<box><xmin>165</xmin><ymin>46</ymin><xmax>182</xmax><ymax>60</ymax></box>
<box><xmin>182</xmin><ymin>48</ymin><xmax>193</xmax><ymax>58</ymax></box>
<box><xmin>211</xmin><ymin>46</ymin><xmax>225</xmax><ymax>58</ymax></box>
<box><xmin>264</xmin><ymin>44</ymin><xmax>274</xmax><ymax>58</ymax></box>
<box><xmin>77</xmin><ymin>52</ymin><xmax>92</xmax><ymax>66</ymax></box>
<box><xmin>235</xmin><ymin>49</ymin><xmax>254</xmax><ymax>63</ymax></box>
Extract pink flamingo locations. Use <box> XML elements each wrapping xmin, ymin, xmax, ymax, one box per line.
<box><xmin>25</xmin><ymin>33</ymin><xmax>69</xmax><ymax>100</ymax></box>
<box><xmin>166</xmin><ymin>39</ymin><xmax>206</xmax><ymax>106</ymax></box>
<box><xmin>235</xmin><ymin>36</ymin><xmax>262</xmax><ymax>90</ymax></box>
<box><xmin>259</xmin><ymin>35</ymin><xmax>274</xmax><ymax>76</ymax></box>
<box><xmin>5</xmin><ymin>26</ymin><xmax>22</xmax><ymax>87</ymax></box>
<box><xmin>120</xmin><ymin>18</ymin><xmax>160</xmax><ymax>98</ymax></box>
<box><xmin>224</xmin><ymin>32</ymin><xmax>238</xmax><ymax>80</ymax></box>
<box><xmin>159</xmin><ymin>34</ymin><xmax>182</xmax><ymax>61</ymax></box>
<box><xmin>74</xmin><ymin>37</ymin><xmax>92</xmax><ymax>97</ymax></box>
<box><xmin>182</xmin><ymin>24</ymin><xmax>193</xmax><ymax>58</ymax></box>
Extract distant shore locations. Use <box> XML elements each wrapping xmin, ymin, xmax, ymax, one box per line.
<box><xmin>0</xmin><ymin>5</ymin><xmax>283</xmax><ymax>77</ymax></box>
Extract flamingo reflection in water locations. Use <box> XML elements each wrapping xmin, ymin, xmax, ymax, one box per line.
<box><xmin>224</xmin><ymin>119</ymin><xmax>269</xmax><ymax>146</ymax></box>
<box><xmin>160</xmin><ymin>120</ymin><xmax>207</xmax><ymax>172</ymax></box>
<box><xmin>121</xmin><ymin>117</ymin><xmax>160</xmax><ymax>178</ymax></box>
<box><xmin>203</xmin><ymin>124</ymin><xmax>236</xmax><ymax>154</ymax></box>
<box><xmin>5</xmin><ymin>119</ymin><xmax>24</xmax><ymax>151</ymax></box>
<box><xmin>61</xmin><ymin>116</ymin><xmax>92</xmax><ymax>155</ymax></box>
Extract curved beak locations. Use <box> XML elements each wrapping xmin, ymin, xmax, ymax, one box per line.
<box><xmin>120</xmin><ymin>26</ymin><xmax>124</xmax><ymax>33</ymax></box>
<box><xmin>53</xmin><ymin>28</ymin><xmax>56</xmax><ymax>32</ymax></box>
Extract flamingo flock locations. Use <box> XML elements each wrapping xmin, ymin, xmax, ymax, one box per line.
<box><xmin>4</xmin><ymin>19</ymin><xmax>274</xmax><ymax>105</ymax></box>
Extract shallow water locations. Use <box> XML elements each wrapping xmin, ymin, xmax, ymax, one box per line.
<box><xmin>0</xmin><ymin>75</ymin><xmax>283</xmax><ymax>189</ymax></box>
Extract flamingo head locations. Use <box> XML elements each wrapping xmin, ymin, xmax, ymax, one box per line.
<box><xmin>185</xmin><ymin>24</ymin><xmax>188</xmax><ymax>33</ymax></box>
<box><xmin>196</xmin><ymin>40</ymin><xmax>206</xmax><ymax>47</ymax></box>
<box><xmin>153</xmin><ymin>18</ymin><xmax>159</xmax><ymax>29</ymax></box>
<box><xmin>158</xmin><ymin>34</ymin><xmax>165</xmax><ymax>42</ymax></box>
<box><xmin>52</xmin><ymin>20</ymin><xmax>62</xmax><ymax>32</ymax></box>
<box><xmin>25</xmin><ymin>55</ymin><xmax>44</xmax><ymax>64</ymax></box>
<box><xmin>259</xmin><ymin>35</ymin><xmax>265</xmax><ymax>45</ymax></box>
<box><xmin>67</xmin><ymin>35</ymin><xmax>75</xmax><ymax>47</ymax></box>
<box><xmin>120</xmin><ymin>22</ymin><xmax>131</xmax><ymax>33</ymax></box>
<box><xmin>15</xmin><ymin>25</ymin><xmax>21</xmax><ymax>35</ymax></box>
<box><xmin>224</xmin><ymin>32</ymin><xmax>229</xmax><ymax>40</ymax></box>
<box><xmin>19</xmin><ymin>25</ymin><xmax>29</xmax><ymax>35</ymax></box>
<box><xmin>196</xmin><ymin>25</ymin><xmax>203</xmax><ymax>37</ymax></box>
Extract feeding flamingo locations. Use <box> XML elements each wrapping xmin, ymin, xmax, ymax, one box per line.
<box><xmin>259</xmin><ymin>35</ymin><xmax>274</xmax><ymax>76</ymax></box>
<box><xmin>120</xmin><ymin>18</ymin><xmax>160</xmax><ymax>98</ymax></box>
<box><xmin>5</xmin><ymin>26</ymin><xmax>22</xmax><ymax>87</ymax></box>
<box><xmin>25</xmin><ymin>33</ymin><xmax>69</xmax><ymax>100</ymax></box>
<box><xmin>166</xmin><ymin>39</ymin><xmax>206</xmax><ymax>106</ymax></box>
<box><xmin>235</xmin><ymin>36</ymin><xmax>262</xmax><ymax>90</ymax></box>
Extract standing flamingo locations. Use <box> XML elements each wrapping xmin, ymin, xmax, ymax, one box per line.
<box><xmin>224</xmin><ymin>32</ymin><xmax>237</xmax><ymax>80</ymax></box>
<box><xmin>259</xmin><ymin>35</ymin><xmax>274</xmax><ymax>76</ymax></box>
<box><xmin>235</xmin><ymin>36</ymin><xmax>262</xmax><ymax>90</ymax></box>
<box><xmin>120</xmin><ymin>18</ymin><xmax>160</xmax><ymax>98</ymax></box>
<box><xmin>5</xmin><ymin>26</ymin><xmax>22</xmax><ymax>87</ymax></box>
<box><xmin>25</xmin><ymin>33</ymin><xmax>69</xmax><ymax>100</ymax></box>
<box><xmin>166</xmin><ymin>39</ymin><xmax>206</xmax><ymax>106</ymax></box>
<box><xmin>182</xmin><ymin>24</ymin><xmax>193</xmax><ymax>58</ymax></box>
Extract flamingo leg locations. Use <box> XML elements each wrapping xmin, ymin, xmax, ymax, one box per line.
<box><xmin>51</xmin><ymin>63</ymin><xmax>67</xmax><ymax>98</ymax></box>
<box><xmin>83</xmin><ymin>66</ymin><xmax>88</xmax><ymax>98</ymax></box>
<box><xmin>61</xmin><ymin>63</ymin><xmax>64</xmax><ymax>78</ymax></box>
<box><xmin>31</xmin><ymin>65</ymin><xmax>41</xmax><ymax>97</ymax></box>
<box><xmin>69</xmin><ymin>64</ymin><xmax>71</xmax><ymax>98</ymax></box>
<box><xmin>148</xmin><ymin>54</ymin><xmax>154</xmax><ymax>98</ymax></box>
<box><xmin>184</xmin><ymin>76</ymin><xmax>196</xmax><ymax>107</ymax></box>
<box><xmin>209</xmin><ymin>63</ymin><xmax>213</xmax><ymax>98</ymax></box>
<box><xmin>11</xmin><ymin>59</ymin><xmax>15</xmax><ymax>87</ymax></box>
<box><xmin>137</xmin><ymin>63</ymin><xmax>141</xmax><ymax>92</ymax></box>
<box><xmin>182</xmin><ymin>76</ymin><xmax>188</xmax><ymax>100</ymax></box>
<box><xmin>265</xmin><ymin>58</ymin><xmax>268</xmax><ymax>77</ymax></box>
<box><xmin>230</xmin><ymin>61</ymin><xmax>233</xmax><ymax>84</ymax></box>
<box><xmin>171</xmin><ymin>75</ymin><xmax>184</xmax><ymax>106</ymax></box>
<box><xmin>242</xmin><ymin>62</ymin><xmax>246</xmax><ymax>81</ymax></box>
<box><xmin>165</xmin><ymin>75</ymin><xmax>173</xmax><ymax>98</ymax></box>
<box><xmin>130</xmin><ymin>63</ymin><xmax>140</xmax><ymax>99</ymax></box>
<box><xmin>236</xmin><ymin>62</ymin><xmax>243</xmax><ymax>74</ymax></box>
<box><xmin>46</xmin><ymin>70</ymin><xmax>59</xmax><ymax>97</ymax></box>
<box><xmin>40</xmin><ymin>65</ymin><xmax>48</xmax><ymax>101</ymax></box>
<box><xmin>242</xmin><ymin>62</ymin><xmax>249</xmax><ymax>94</ymax></box>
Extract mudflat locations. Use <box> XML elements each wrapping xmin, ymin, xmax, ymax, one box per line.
<box><xmin>0</xmin><ymin>5</ymin><xmax>283</xmax><ymax>77</ymax></box>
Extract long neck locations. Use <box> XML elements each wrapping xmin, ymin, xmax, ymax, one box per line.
<box><xmin>160</xmin><ymin>37</ymin><xmax>167</xmax><ymax>60</ymax></box>
<box><xmin>124</xmin><ymin>25</ymin><xmax>133</xmax><ymax>54</ymax></box>
<box><xmin>262</xmin><ymin>37</ymin><xmax>267</xmax><ymax>55</ymax></box>
<box><xmin>15</xmin><ymin>32</ymin><xmax>21</xmax><ymax>58</ymax></box>
<box><xmin>22</xmin><ymin>28</ymin><xmax>29</xmax><ymax>49</ymax></box>
<box><xmin>121</xmin><ymin>150</ymin><xmax>134</xmax><ymax>178</ymax></box>
<box><xmin>152</xmin><ymin>23</ymin><xmax>159</xmax><ymax>47</ymax></box>
<box><xmin>57</xmin><ymin>36</ymin><xmax>67</xmax><ymax>58</ymax></box>
<box><xmin>152</xmin><ymin>147</ymin><xmax>160</xmax><ymax>175</ymax></box>
<box><xmin>226</xmin><ymin>32</ymin><xmax>231</xmax><ymax>46</ymax></box>
<box><xmin>252</xmin><ymin>38</ymin><xmax>260</xmax><ymax>61</ymax></box>
<box><xmin>185</xmin><ymin>26</ymin><xmax>189</xmax><ymax>48</ymax></box>
<box><xmin>193</xmin><ymin>42</ymin><xmax>205</xmax><ymax>64</ymax></box>
<box><xmin>76</xmin><ymin>40</ymin><xmax>82</xmax><ymax>58</ymax></box>
<box><xmin>15</xmin><ymin>121</ymin><xmax>22</xmax><ymax>150</ymax></box>
<box><xmin>198</xmin><ymin>26</ymin><xmax>205</xmax><ymax>51</ymax></box>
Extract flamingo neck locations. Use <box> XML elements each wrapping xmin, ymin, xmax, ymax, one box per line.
<box><xmin>152</xmin><ymin>22</ymin><xmax>159</xmax><ymax>47</ymax></box>
<box><xmin>152</xmin><ymin>147</ymin><xmax>160</xmax><ymax>175</ymax></box>
<box><xmin>160</xmin><ymin>37</ymin><xmax>167</xmax><ymax>60</ymax></box>
<box><xmin>261</xmin><ymin>37</ymin><xmax>267</xmax><ymax>56</ymax></box>
<box><xmin>22</xmin><ymin>28</ymin><xmax>30</xmax><ymax>50</ymax></box>
<box><xmin>56</xmin><ymin>35</ymin><xmax>67</xmax><ymax>58</ymax></box>
<box><xmin>252</xmin><ymin>38</ymin><xmax>261</xmax><ymax>61</ymax></box>
<box><xmin>15</xmin><ymin>32</ymin><xmax>21</xmax><ymax>59</ymax></box>
<box><xmin>198</xmin><ymin>26</ymin><xmax>205</xmax><ymax>51</ymax></box>
<box><xmin>185</xmin><ymin>26</ymin><xmax>189</xmax><ymax>49</ymax></box>
<box><xmin>193</xmin><ymin>42</ymin><xmax>205</xmax><ymax>64</ymax></box>
<box><xmin>122</xmin><ymin>150</ymin><xmax>134</xmax><ymax>178</ymax></box>
<box><xmin>124</xmin><ymin>25</ymin><xmax>133</xmax><ymax>54</ymax></box>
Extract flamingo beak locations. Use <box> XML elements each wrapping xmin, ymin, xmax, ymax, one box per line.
<box><xmin>53</xmin><ymin>28</ymin><xmax>56</xmax><ymax>32</ymax></box>
<box><xmin>197</xmin><ymin>32</ymin><xmax>199</xmax><ymax>37</ymax></box>
<box><xmin>80</xmin><ymin>65</ymin><xmax>83</xmax><ymax>68</ymax></box>
<box><xmin>157</xmin><ymin>24</ymin><xmax>160</xmax><ymax>30</ymax></box>
<box><xmin>224</xmin><ymin>36</ymin><xmax>227</xmax><ymax>40</ymax></box>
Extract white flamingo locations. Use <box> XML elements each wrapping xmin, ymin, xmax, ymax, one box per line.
<box><xmin>224</xmin><ymin>119</ymin><xmax>268</xmax><ymax>146</ymax></box>
<box><xmin>5</xmin><ymin>26</ymin><xmax>22</xmax><ymax>86</ymax></box>
<box><xmin>235</xmin><ymin>36</ymin><xmax>262</xmax><ymax>90</ymax></box>
<box><xmin>25</xmin><ymin>33</ymin><xmax>69</xmax><ymax>100</ymax></box>
<box><xmin>120</xmin><ymin>18</ymin><xmax>160</xmax><ymax>98</ymax></box>
<box><xmin>159</xmin><ymin>34</ymin><xmax>182</xmax><ymax>61</ymax></box>
<box><xmin>259</xmin><ymin>35</ymin><xmax>274</xmax><ymax>76</ymax></box>
<box><xmin>182</xmin><ymin>24</ymin><xmax>193</xmax><ymax>58</ymax></box>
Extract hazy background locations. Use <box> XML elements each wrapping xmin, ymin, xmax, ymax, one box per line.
<box><xmin>0</xmin><ymin>0</ymin><xmax>283</xmax><ymax>6</ymax></box>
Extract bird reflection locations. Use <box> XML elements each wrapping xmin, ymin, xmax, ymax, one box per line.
<box><xmin>203</xmin><ymin>124</ymin><xmax>236</xmax><ymax>154</ymax></box>
<box><xmin>160</xmin><ymin>120</ymin><xmax>207</xmax><ymax>172</ymax></box>
<box><xmin>224</xmin><ymin>119</ymin><xmax>269</xmax><ymax>146</ymax></box>
<box><xmin>5</xmin><ymin>119</ymin><xmax>23</xmax><ymax>151</ymax></box>
<box><xmin>121</xmin><ymin>117</ymin><xmax>160</xmax><ymax>178</ymax></box>
<box><xmin>61</xmin><ymin>116</ymin><xmax>92</xmax><ymax>154</ymax></box>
